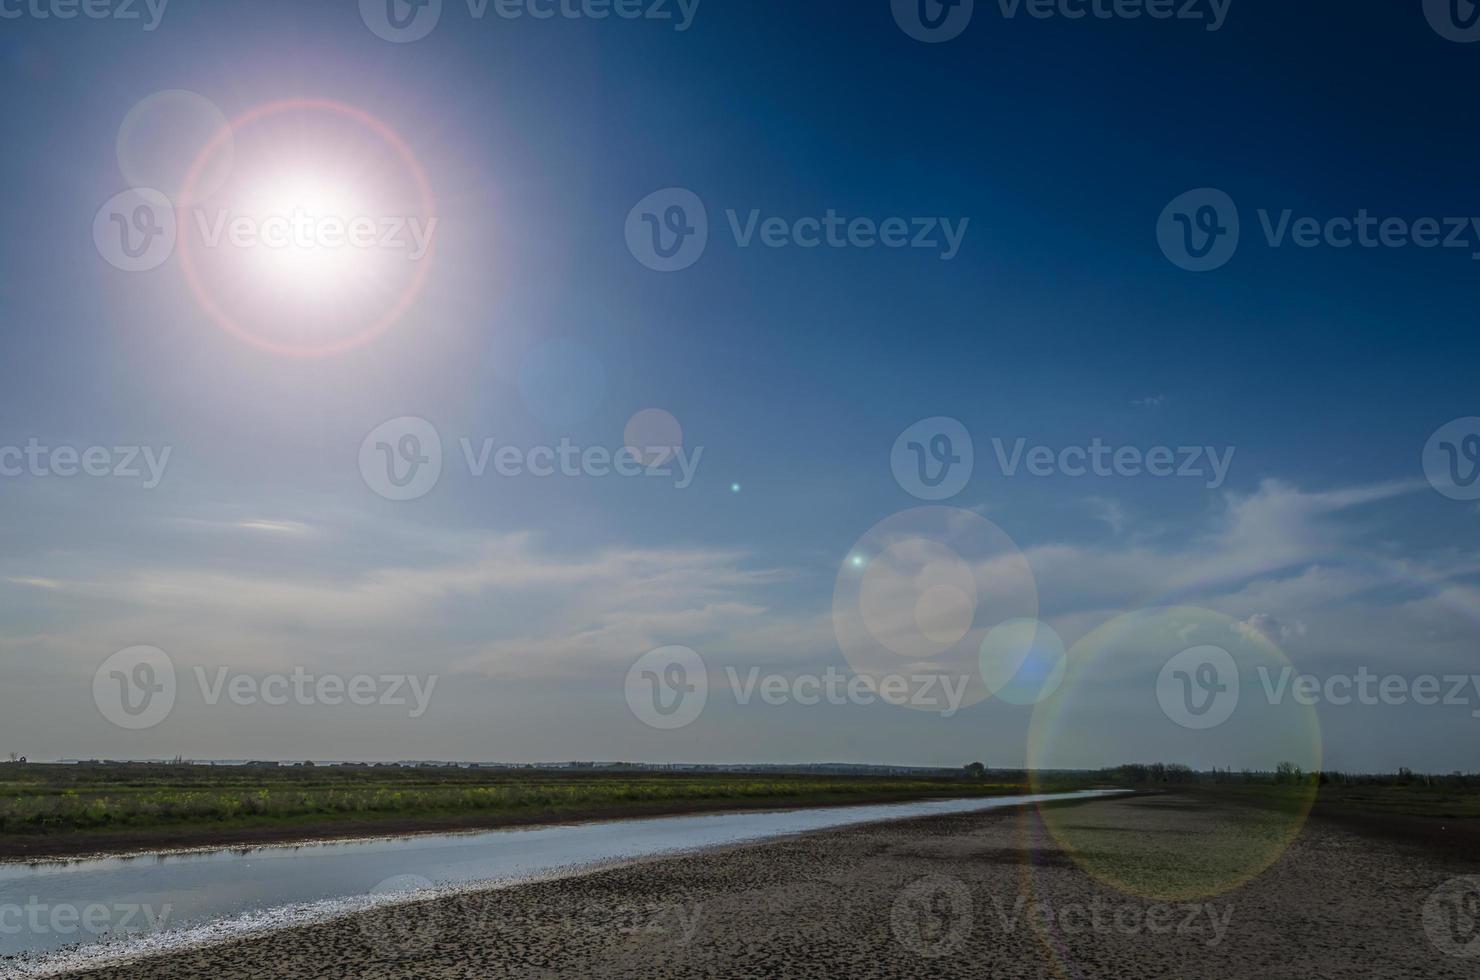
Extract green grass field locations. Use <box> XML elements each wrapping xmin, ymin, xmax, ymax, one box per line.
<box><xmin>0</xmin><ymin>764</ymin><xmax>1036</xmax><ymax>841</ymax></box>
<box><xmin>7</xmin><ymin>762</ymin><xmax>1468</xmax><ymax>856</ymax></box>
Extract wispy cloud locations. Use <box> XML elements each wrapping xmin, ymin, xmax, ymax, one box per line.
<box><xmin>173</xmin><ymin>517</ymin><xmax>318</xmax><ymax>536</ymax></box>
<box><xmin>235</xmin><ymin>520</ymin><xmax>316</xmax><ymax>535</ymax></box>
<box><xmin>5</xmin><ymin>577</ymin><xmax>60</xmax><ymax>590</ymax></box>
<box><xmin>2</xmin><ymin>477</ymin><xmax>1467</xmax><ymax>728</ymax></box>
<box><xmin>1087</xmin><ymin>496</ymin><xmax>1127</xmax><ymax>535</ymax></box>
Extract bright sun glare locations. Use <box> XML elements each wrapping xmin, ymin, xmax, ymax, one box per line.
<box><xmin>173</xmin><ymin>98</ymin><xmax>438</xmax><ymax>356</ymax></box>
<box><xmin>238</xmin><ymin>173</ymin><xmax>368</xmax><ymax>296</ymax></box>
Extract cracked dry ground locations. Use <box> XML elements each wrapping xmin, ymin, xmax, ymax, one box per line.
<box><xmin>68</xmin><ymin>794</ymin><xmax>1480</xmax><ymax>979</ymax></box>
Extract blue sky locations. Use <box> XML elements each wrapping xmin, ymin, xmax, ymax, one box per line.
<box><xmin>1</xmin><ymin>1</ymin><xmax>1478</xmax><ymax>771</ymax></box>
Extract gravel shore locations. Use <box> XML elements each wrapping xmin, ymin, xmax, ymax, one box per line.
<box><xmin>65</xmin><ymin>794</ymin><xmax>1480</xmax><ymax>979</ymax></box>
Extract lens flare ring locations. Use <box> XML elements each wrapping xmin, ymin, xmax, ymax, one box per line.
<box><xmin>176</xmin><ymin>98</ymin><xmax>436</xmax><ymax>358</ymax></box>
<box><xmin>833</xmin><ymin>506</ymin><xmax>1038</xmax><ymax>713</ymax></box>
<box><xmin>1027</xmin><ymin>606</ymin><xmax>1322</xmax><ymax>902</ymax></box>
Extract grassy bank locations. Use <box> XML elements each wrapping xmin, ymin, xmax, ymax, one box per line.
<box><xmin>0</xmin><ymin>764</ymin><xmax>1047</xmax><ymax>855</ymax></box>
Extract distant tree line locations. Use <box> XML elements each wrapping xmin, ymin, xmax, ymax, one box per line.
<box><xmin>1103</xmin><ymin>762</ymin><xmax>1480</xmax><ymax>788</ymax></box>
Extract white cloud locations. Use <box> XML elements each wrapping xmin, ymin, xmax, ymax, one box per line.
<box><xmin>5</xmin><ymin>577</ymin><xmax>60</xmax><ymax>590</ymax></box>
<box><xmin>1232</xmin><ymin>612</ymin><xmax>1308</xmax><ymax>644</ymax></box>
<box><xmin>0</xmin><ymin>527</ymin><xmax>829</xmax><ymax>681</ymax></box>
<box><xmin>4</xmin><ymin>476</ymin><xmax>1471</xmax><ymax>751</ymax></box>
<box><xmin>1087</xmin><ymin>496</ymin><xmax>1127</xmax><ymax>535</ymax></box>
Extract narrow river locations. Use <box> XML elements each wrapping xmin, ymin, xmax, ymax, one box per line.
<box><xmin>0</xmin><ymin>789</ymin><xmax>1125</xmax><ymax>975</ymax></box>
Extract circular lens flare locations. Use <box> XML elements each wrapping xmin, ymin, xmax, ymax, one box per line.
<box><xmin>833</xmin><ymin>506</ymin><xmax>1038</xmax><ymax>712</ymax></box>
<box><xmin>177</xmin><ymin>98</ymin><xmax>436</xmax><ymax>358</ymax></box>
<box><xmin>1028</xmin><ymin>606</ymin><xmax>1321</xmax><ymax>901</ymax></box>
<box><xmin>117</xmin><ymin>89</ymin><xmax>233</xmax><ymax>206</ymax></box>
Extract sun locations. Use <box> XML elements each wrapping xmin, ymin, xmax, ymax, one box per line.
<box><xmin>176</xmin><ymin>97</ymin><xmax>437</xmax><ymax>357</ymax></box>
<box><xmin>234</xmin><ymin>172</ymin><xmax>370</xmax><ymax>296</ymax></box>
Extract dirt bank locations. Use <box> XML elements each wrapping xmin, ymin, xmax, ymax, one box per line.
<box><xmin>61</xmin><ymin>794</ymin><xmax>1480</xmax><ymax>979</ymax></box>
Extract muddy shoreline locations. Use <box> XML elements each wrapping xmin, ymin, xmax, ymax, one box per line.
<box><xmin>53</xmin><ymin>793</ymin><xmax>1480</xmax><ymax>979</ymax></box>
